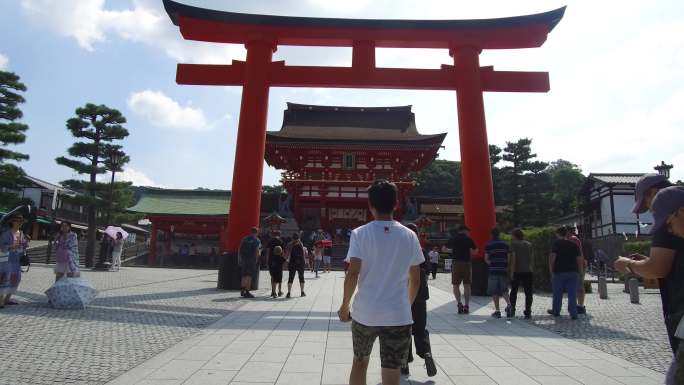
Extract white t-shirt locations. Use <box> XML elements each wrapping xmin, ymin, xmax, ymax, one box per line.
<box><xmin>428</xmin><ymin>250</ymin><xmax>439</xmax><ymax>264</ymax></box>
<box><xmin>345</xmin><ymin>220</ymin><xmax>425</xmax><ymax>326</ymax></box>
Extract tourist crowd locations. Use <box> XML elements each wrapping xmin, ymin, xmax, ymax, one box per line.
<box><xmin>231</xmin><ymin>175</ymin><xmax>684</xmax><ymax>384</ymax></box>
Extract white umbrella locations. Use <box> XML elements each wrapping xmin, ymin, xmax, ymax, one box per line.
<box><xmin>45</xmin><ymin>277</ymin><xmax>98</xmax><ymax>309</ymax></box>
<box><xmin>104</xmin><ymin>226</ymin><xmax>129</xmax><ymax>240</ymax></box>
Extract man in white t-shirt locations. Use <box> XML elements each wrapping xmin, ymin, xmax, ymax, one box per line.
<box><xmin>338</xmin><ymin>180</ymin><xmax>424</xmax><ymax>385</ymax></box>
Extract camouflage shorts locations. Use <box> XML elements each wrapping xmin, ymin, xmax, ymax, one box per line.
<box><xmin>351</xmin><ymin>320</ymin><xmax>412</xmax><ymax>369</ymax></box>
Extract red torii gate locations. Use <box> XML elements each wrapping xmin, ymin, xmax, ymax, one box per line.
<box><xmin>163</xmin><ymin>0</ymin><xmax>565</xmax><ymax>287</ymax></box>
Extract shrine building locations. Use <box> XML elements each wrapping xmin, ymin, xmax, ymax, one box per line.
<box><xmin>265</xmin><ymin>103</ymin><xmax>446</xmax><ymax>234</ymax></box>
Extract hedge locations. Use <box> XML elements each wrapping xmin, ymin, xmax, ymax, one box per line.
<box><xmin>523</xmin><ymin>227</ymin><xmax>557</xmax><ymax>292</ymax></box>
<box><xmin>623</xmin><ymin>241</ymin><xmax>651</xmax><ymax>256</ymax></box>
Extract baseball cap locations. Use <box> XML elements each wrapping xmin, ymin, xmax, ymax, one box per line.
<box><xmin>650</xmin><ymin>186</ymin><xmax>684</xmax><ymax>234</ymax></box>
<box><xmin>632</xmin><ymin>173</ymin><xmax>672</xmax><ymax>214</ymax></box>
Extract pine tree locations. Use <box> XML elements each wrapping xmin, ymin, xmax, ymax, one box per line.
<box><xmin>501</xmin><ymin>138</ymin><xmax>539</xmax><ymax>226</ymax></box>
<box><xmin>56</xmin><ymin>104</ymin><xmax>129</xmax><ymax>267</ymax></box>
<box><xmin>0</xmin><ymin>71</ymin><xmax>29</xmax><ymax>208</ymax></box>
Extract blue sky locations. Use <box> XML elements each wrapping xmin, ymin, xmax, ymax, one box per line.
<box><xmin>2</xmin><ymin>0</ymin><xmax>683</xmax><ymax>189</ymax></box>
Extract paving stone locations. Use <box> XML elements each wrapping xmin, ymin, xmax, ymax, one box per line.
<box><xmin>430</xmin><ymin>273</ymin><xmax>672</xmax><ymax>373</ymax></box>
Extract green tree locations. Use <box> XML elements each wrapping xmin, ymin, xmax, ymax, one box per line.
<box><xmin>489</xmin><ymin>144</ymin><xmax>505</xmax><ymax>204</ymax></box>
<box><xmin>262</xmin><ymin>185</ymin><xmax>285</xmax><ymax>194</ymax></box>
<box><xmin>0</xmin><ymin>71</ymin><xmax>29</xmax><ymax>208</ymax></box>
<box><xmin>501</xmin><ymin>138</ymin><xmax>539</xmax><ymax>226</ymax></box>
<box><xmin>546</xmin><ymin>159</ymin><xmax>586</xmax><ymax>217</ymax></box>
<box><xmin>412</xmin><ymin>159</ymin><xmax>462</xmax><ymax>197</ymax></box>
<box><xmin>56</xmin><ymin>104</ymin><xmax>129</xmax><ymax>267</ymax></box>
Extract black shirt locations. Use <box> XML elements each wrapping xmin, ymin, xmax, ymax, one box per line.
<box><xmin>288</xmin><ymin>241</ymin><xmax>305</xmax><ymax>268</ymax></box>
<box><xmin>415</xmin><ymin>255</ymin><xmax>430</xmax><ymax>302</ymax></box>
<box><xmin>551</xmin><ymin>239</ymin><xmax>581</xmax><ymax>273</ymax></box>
<box><xmin>447</xmin><ymin>233</ymin><xmax>476</xmax><ymax>262</ymax></box>
<box><xmin>652</xmin><ymin>226</ymin><xmax>684</xmax><ymax>352</ymax></box>
<box><xmin>267</xmin><ymin>237</ymin><xmax>285</xmax><ymax>269</ymax></box>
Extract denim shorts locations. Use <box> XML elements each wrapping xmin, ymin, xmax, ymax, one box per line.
<box><xmin>487</xmin><ymin>274</ymin><xmax>509</xmax><ymax>296</ymax></box>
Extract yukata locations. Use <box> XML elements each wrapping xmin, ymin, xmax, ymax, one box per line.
<box><xmin>54</xmin><ymin>232</ymin><xmax>80</xmax><ymax>275</ymax></box>
<box><xmin>0</xmin><ymin>229</ymin><xmax>28</xmax><ymax>296</ymax></box>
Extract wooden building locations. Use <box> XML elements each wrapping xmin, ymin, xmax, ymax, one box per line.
<box><xmin>264</xmin><ymin>103</ymin><xmax>446</xmax><ymax>234</ymax></box>
<box><xmin>579</xmin><ymin>173</ymin><xmax>654</xmax><ymax>238</ymax></box>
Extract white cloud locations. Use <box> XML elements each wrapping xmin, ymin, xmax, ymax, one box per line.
<box><xmin>0</xmin><ymin>54</ymin><xmax>8</xmax><ymax>70</ymax></box>
<box><xmin>127</xmin><ymin>90</ymin><xmax>208</xmax><ymax>131</ymax></box>
<box><xmin>20</xmin><ymin>0</ymin><xmax>245</xmax><ymax>63</ymax></box>
<box><xmin>117</xmin><ymin>167</ymin><xmax>163</xmax><ymax>187</ymax></box>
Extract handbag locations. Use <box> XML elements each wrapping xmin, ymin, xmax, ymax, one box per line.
<box><xmin>20</xmin><ymin>251</ymin><xmax>30</xmax><ymax>272</ymax></box>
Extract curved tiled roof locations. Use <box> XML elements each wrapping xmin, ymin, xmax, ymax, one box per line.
<box><xmin>267</xmin><ymin>103</ymin><xmax>446</xmax><ymax>144</ymax></box>
<box><xmin>128</xmin><ymin>188</ymin><xmax>230</xmax><ymax>216</ymax></box>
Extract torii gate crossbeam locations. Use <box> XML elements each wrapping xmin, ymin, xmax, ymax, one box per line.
<box><xmin>162</xmin><ymin>0</ymin><xmax>565</xmax><ymax>289</ymax></box>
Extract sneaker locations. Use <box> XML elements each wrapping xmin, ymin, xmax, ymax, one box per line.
<box><xmin>286</xmin><ymin>292</ymin><xmax>291</xmax><ymax>298</ymax></box>
<box><xmin>547</xmin><ymin>309</ymin><xmax>559</xmax><ymax>317</ymax></box>
<box><xmin>400</xmin><ymin>365</ymin><xmax>410</xmax><ymax>376</ymax></box>
<box><xmin>463</xmin><ymin>305</ymin><xmax>470</xmax><ymax>314</ymax></box>
<box><xmin>457</xmin><ymin>303</ymin><xmax>464</xmax><ymax>314</ymax></box>
<box><xmin>505</xmin><ymin>305</ymin><xmax>513</xmax><ymax>318</ymax></box>
<box><xmin>243</xmin><ymin>291</ymin><xmax>255</xmax><ymax>298</ymax></box>
<box><xmin>6</xmin><ymin>300</ymin><xmax>18</xmax><ymax>305</ymax></box>
<box><xmin>271</xmin><ymin>292</ymin><xmax>277</xmax><ymax>298</ymax></box>
<box><xmin>491</xmin><ymin>311</ymin><xmax>502</xmax><ymax>318</ymax></box>
<box><xmin>278</xmin><ymin>291</ymin><xmax>283</xmax><ymax>297</ymax></box>
<box><xmin>301</xmin><ymin>292</ymin><xmax>306</xmax><ymax>297</ymax></box>
<box><xmin>424</xmin><ymin>353</ymin><xmax>437</xmax><ymax>377</ymax></box>
<box><xmin>577</xmin><ymin>306</ymin><xmax>586</xmax><ymax>315</ymax></box>
<box><xmin>523</xmin><ymin>310</ymin><xmax>531</xmax><ymax>319</ymax></box>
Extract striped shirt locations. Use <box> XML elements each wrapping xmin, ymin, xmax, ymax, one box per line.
<box><xmin>485</xmin><ymin>239</ymin><xmax>510</xmax><ymax>276</ymax></box>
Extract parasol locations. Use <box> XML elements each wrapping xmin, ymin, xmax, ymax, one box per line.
<box><xmin>45</xmin><ymin>277</ymin><xmax>98</xmax><ymax>309</ymax></box>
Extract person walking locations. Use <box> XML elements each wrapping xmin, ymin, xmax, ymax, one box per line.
<box><xmin>313</xmin><ymin>240</ymin><xmax>323</xmax><ymax>278</ymax></box>
<box><xmin>337</xmin><ymin>180</ymin><xmax>423</xmax><ymax>385</ymax></box>
<box><xmin>266</xmin><ymin>230</ymin><xmax>285</xmax><ymax>298</ymax></box>
<box><xmin>238</xmin><ymin>227</ymin><xmax>261</xmax><ymax>298</ymax></box>
<box><xmin>111</xmin><ymin>232</ymin><xmax>124</xmax><ymax>271</ymax></box>
<box><xmin>614</xmin><ymin>186</ymin><xmax>684</xmax><ymax>384</ymax></box>
<box><xmin>54</xmin><ymin>222</ymin><xmax>80</xmax><ymax>282</ymax></box>
<box><xmin>485</xmin><ymin>227</ymin><xmax>513</xmax><ymax>318</ymax></box>
<box><xmin>565</xmin><ymin>227</ymin><xmax>587</xmax><ymax>314</ymax></box>
<box><xmin>0</xmin><ymin>213</ymin><xmax>29</xmax><ymax>308</ymax></box>
<box><xmin>401</xmin><ymin>224</ymin><xmax>437</xmax><ymax>377</ymax></box>
<box><xmin>443</xmin><ymin>225</ymin><xmax>478</xmax><ymax>314</ymax></box>
<box><xmin>547</xmin><ymin>226</ymin><xmax>582</xmax><ymax>319</ymax></box>
<box><xmin>286</xmin><ymin>232</ymin><xmax>306</xmax><ymax>298</ymax></box>
<box><xmin>509</xmin><ymin>228</ymin><xmax>534</xmax><ymax>319</ymax></box>
<box><xmin>427</xmin><ymin>246</ymin><xmax>439</xmax><ymax>280</ymax></box>
<box><xmin>323</xmin><ymin>245</ymin><xmax>332</xmax><ymax>273</ymax></box>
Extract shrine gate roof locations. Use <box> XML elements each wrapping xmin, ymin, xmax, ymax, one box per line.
<box><xmin>267</xmin><ymin>103</ymin><xmax>446</xmax><ymax>144</ymax></box>
<box><xmin>128</xmin><ymin>188</ymin><xmax>230</xmax><ymax>216</ymax></box>
<box><xmin>163</xmin><ymin>0</ymin><xmax>565</xmax><ymax>49</ymax></box>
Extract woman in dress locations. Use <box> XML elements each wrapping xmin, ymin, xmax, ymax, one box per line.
<box><xmin>0</xmin><ymin>213</ymin><xmax>29</xmax><ymax>308</ymax></box>
<box><xmin>54</xmin><ymin>221</ymin><xmax>80</xmax><ymax>282</ymax></box>
<box><xmin>111</xmin><ymin>232</ymin><xmax>124</xmax><ymax>271</ymax></box>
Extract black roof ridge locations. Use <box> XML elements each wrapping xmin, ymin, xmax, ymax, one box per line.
<box><xmin>286</xmin><ymin>103</ymin><xmax>412</xmax><ymax>112</ymax></box>
<box><xmin>588</xmin><ymin>172</ymin><xmax>647</xmax><ymax>177</ymax></box>
<box><xmin>164</xmin><ymin>0</ymin><xmax>565</xmax><ymax>33</ymax></box>
<box><xmin>140</xmin><ymin>187</ymin><xmax>231</xmax><ymax>196</ymax></box>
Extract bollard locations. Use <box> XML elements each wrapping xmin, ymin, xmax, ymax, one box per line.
<box><xmin>598</xmin><ymin>276</ymin><xmax>608</xmax><ymax>299</ymax></box>
<box><xmin>628</xmin><ymin>278</ymin><xmax>640</xmax><ymax>304</ymax></box>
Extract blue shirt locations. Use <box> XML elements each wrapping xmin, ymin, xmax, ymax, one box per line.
<box><xmin>485</xmin><ymin>239</ymin><xmax>510</xmax><ymax>275</ymax></box>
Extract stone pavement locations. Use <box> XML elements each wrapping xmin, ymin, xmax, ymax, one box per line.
<box><xmin>430</xmin><ymin>273</ymin><xmax>672</xmax><ymax>374</ymax></box>
<box><xmin>0</xmin><ymin>266</ymin><xmax>256</xmax><ymax>385</ymax></box>
<box><xmin>108</xmin><ymin>271</ymin><xmax>666</xmax><ymax>385</ymax></box>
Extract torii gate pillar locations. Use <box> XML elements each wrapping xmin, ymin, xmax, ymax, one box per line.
<box><xmin>224</xmin><ymin>40</ymin><xmax>275</xmax><ymax>253</ymax></box>
<box><xmin>452</xmin><ymin>45</ymin><xmax>497</xmax><ymax>249</ymax></box>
